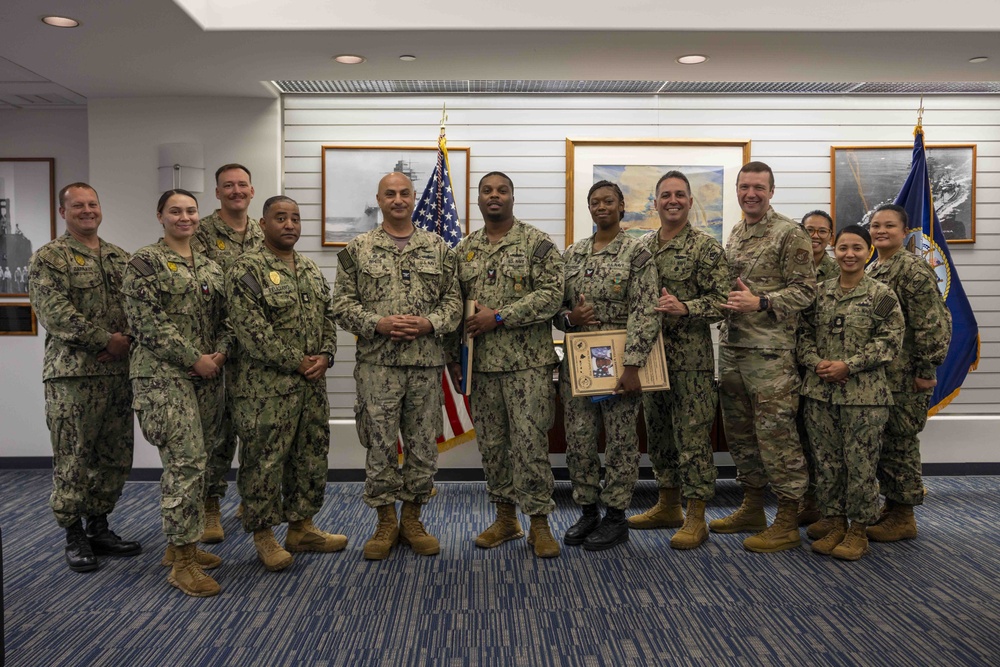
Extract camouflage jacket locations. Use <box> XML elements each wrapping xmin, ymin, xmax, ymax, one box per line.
<box><xmin>554</xmin><ymin>231</ymin><xmax>660</xmax><ymax>367</ymax></box>
<box><xmin>720</xmin><ymin>207</ymin><xmax>816</xmax><ymax>350</ymax></box>
<box><xmin>227</xmin><ymin>246</ymin><xmax>337</xmax><ymax>397</ymax></box>
<box><xmin>332</xmin><ymin>226</ymin><xmax>461</xmax><ymax>367</ymax></box>
<box><xmin>453</xmin><ymin>219</ymin><xmax>564</xmax><ymax>372</ymax></box>
<box><xmin>190</xmin><ymin>210</ymin><xmax>263</xmax><ymax>271</ymax></box>
<box><xmin>816</xmin><ymin>253</ymin><xmax>840</xmax><ymax>283</ymax></box>
<box><xmin>28</xmin><ymin>234</ymin><xmax>130</xmax><ymax>380</ymax></box>
<box><xmin>122</xmin><ymin>241</ymin><xmax>230</xmax><ymax>380</ymax></box>
<box><xmin>866</xmin><ymin>249</ymin><xmax>952</xmax><ymax>393</ymax></box>
<box><xmin>798</xmin><ymin>276</ymin><xmax>904</xmax><ymax>405</ymax></box>
<box><xmin>639</xmin><ymin>225</ymin><xmax>728</xmax><ymax>371</ymax></box>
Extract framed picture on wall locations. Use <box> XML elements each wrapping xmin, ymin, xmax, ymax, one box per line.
<box><xmin>831</xmin><ymin>144</ymin><xmax>977</xmax><ymax>243</ymax></box>
<box><xmin>0</xmin><ymin>303</ymin><xmax>37</xmax><ymax>335</ymax></box>
<box><xmin>565</xmin><ymin>139</ymin><xmax>752</xmax><ymax>245</ymax></box>
<box><xmin>321</xmin><ymin>145</ymin><xmax>470</xmax><ymax>247</ymax></box>
<box><xmin>1</xmin><ymin>158</ymin><xmax>56</xmax><ymax>297</ymax></box>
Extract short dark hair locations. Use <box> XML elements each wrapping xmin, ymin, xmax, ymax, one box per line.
<box><xmin>873</xmin><ymin>203</ymin><xmax>908</xmax><ymax>227</ymax></box>
<box><xmin>262</xmin><ymin>195</ymin><xmax>298</xmax><ymax>218</ymax></box>
<box><xmin>654</xmin><ymin>170</ymin><xmax>691</xmax><ymax>196</ymax></box>
<box><xmin>801</xmin><ymin>209</ymin><xmax>834</xmax><ymax>232</ymax></box>
<box><xmin>587</xmin><ymin>180</ymin><xmax>626</xmax><ymax>210</ymax></box>
<box><xmin>478</xmin><ymin>171</ymin><xmax>514</xmax><ymax>193</ymax></box>
<box><xmin>58</xmin><ymin>183</ymin><xmax>98</xmax><ymax>208</ymax></box>
<box><xmin>738</xmin><ymin>161</ymin><xmax>774</xmax><ymax>189</ymax></box>
<box><xmin>157</xmin><ymin>189</ymin><xmax>199</xmax><ymax>214</ymax></box>
<box><xmin>215</xmin><ymin>163</ymin><xmax>252</xmax><ymax>183</ymax></box>
<box><xmin>837</xmin><ymin>223</ymin><xmax>872</xmax><ymax>248</ymax></box>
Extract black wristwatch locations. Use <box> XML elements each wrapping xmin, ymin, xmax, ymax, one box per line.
<box><xmin>758</xmin><ymin>296</ymin><xmax>770</xmax><ymax>312</ymax></box>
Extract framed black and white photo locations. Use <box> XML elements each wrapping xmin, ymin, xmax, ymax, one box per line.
<box><xmin>0</xmin><ymin>158</ymin><xmax>56</xmax><ymax>296</ymax></box>
<box><xmin>0</xmin><ymin>303</ymin><xmax>37</xmax><ymax>335</ymax></box>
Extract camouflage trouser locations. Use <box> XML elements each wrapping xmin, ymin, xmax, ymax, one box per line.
<box><xmin>642</xmin><ymin>370</ymin><xmax>717</xmax><ymax>501</ymax></box>
<box><xmin>470</xmin><ymin>366</ymin><xmax>556</xmax><ymax>516</ymax></box>
<box><xmin>45</xmin><ymin>376</ymin><xmax>134</xmax><ymax>528</ymax></box>
<box><xmin>719</xmin><ymin>346</ymin><xmax>807</xmax><ymax>501</ymax></box>
<box><xmin>560</xmin><ymin>365</ymin><xmax>640</xmax><ymax>510</ymax></box>
<box><xmin>880</xmin><ymin>391</ymin><xmax>930</xmax><ymax>506</ymax></box>
<box><xmin>795</xmin><ymin>369</ymin><xmax>818</xmax><ymax>498</ymax></box>
<box><xmin>134</xmin><ymin>377</ymin><xmax>221</xmax><ymax>545</ymax></box>
<box><xmin>235</xmin><ymin>384</ymin><xmax>330</xmax><ymax>531</ymax></box>
<box><xmin>354</xmin><ymin>363</ymin><xmax>440</xmax><ymax>509</ymax></box>
<box><xmin>803</xmin><ymin>398</ymin><xmax>886</xmax><ymax>524</ymax></box>
<box><xmin>203</xmin><ymin>364</ymin><xmax>239</xmax><ymax>500</ymax></box>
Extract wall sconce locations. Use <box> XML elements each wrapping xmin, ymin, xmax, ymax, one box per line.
<box><xmin>158</xmin><ymin>143</ymin><xmax>205</xmax><ymax>193</ymax></box>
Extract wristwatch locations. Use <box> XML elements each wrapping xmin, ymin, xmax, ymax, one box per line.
<box><xmin>494</xmin><ymin>311</ymin><xmax>504</xmax><ymax>326</ymax></box>
<box><xmin>758</xmin><ymin>296</ymin><xmax>770</xmax><ymax>312</ymax></box>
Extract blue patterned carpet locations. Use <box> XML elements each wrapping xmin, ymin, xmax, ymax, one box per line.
<box><xmin>2</xmin><ymin>471</ymin><xmax>999</xmax><ymax>666</ymax></box>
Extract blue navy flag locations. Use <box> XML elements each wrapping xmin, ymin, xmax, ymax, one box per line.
<box><xmin>894</xmin><ymin>125</ymin><xmax>980</xmax><ymax>414</ymax></box>
<box><xmin>413</xmin><ymin>132</ymin><xmax>462</xmax><ymax>248</ymax></box>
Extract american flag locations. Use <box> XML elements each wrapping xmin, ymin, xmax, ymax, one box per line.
<box><xmin>411</xmin><ymin>129</ymin><xmax>476</xmax><ymax>453</ymax></box>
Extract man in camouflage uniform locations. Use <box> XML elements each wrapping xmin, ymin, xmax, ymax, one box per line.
<box><xmin>190</xmin><ymin>163</ymin><xmax>263</xmax><ymax>543</ymax></box>
<box><xmin>28</xmin><ymin>182</ymin><xmax>142</xmax><ymax>573</ymax></box>
<box><xmin>629</xmin><ymin>171</ymin><xmax>730</xmax><ymax>550</ymax></box>
<box><xmin>448</xmin><ymin>171</ymin><xmax>564</xmax><ymax>558</ymax></box>
<box><xmin>227</xmin><ymin>195</ymin><xmax>347</xmax><ymax>572</ymax></box>
<box><xmin>333</xmin><ymin>172</ymin><xmax>462</xmax><ymax>560</ymax></box>
<box><xmin>714</xmin><ymin>162</ymin><xmax>817</xmax><ymax>553</ymax></box>
<box><xmin>866</xmin><ymin>204</ymin><xmax>951</xmax><ymax>542</ymax></box>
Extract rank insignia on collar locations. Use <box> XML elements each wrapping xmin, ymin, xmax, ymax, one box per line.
<box><xmin>269</xmin><ymin>271</ymin><xmax>281</xmax><ymax>285</ymax></box>
<box><xmin>167</xmin><ymin>261</ymin><xmax>178</xmax><ymax>272</ymax></box>
<box><xmin>74</xmin><ymin>254</ymin><xmax>86</xmax><ymax>266</ymax></box>
<box><xmin>217</xmin><ymin>239</ymin><xmax>226</xmax><ymax>250</ymax></box>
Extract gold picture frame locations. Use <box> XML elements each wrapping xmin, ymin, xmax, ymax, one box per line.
<box><xmin>0</xmin><ymin>303</ymin><xmax>37</xmax><ymax>335</ymax></box>
<box><xmin>564</xmin><ymin>329</ymin><xmax>669</xmax><ymax>397</ymax></box>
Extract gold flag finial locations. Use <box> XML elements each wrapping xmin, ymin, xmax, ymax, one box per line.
<box><xmin>439</xmin><ymin>103</ymin><xmax>448</xmax><ymax>131</ymax></box>
<box><xmin>917</xmin><ymin>94</ymin><xmax>924</xmax><ymax>129</ymax></box>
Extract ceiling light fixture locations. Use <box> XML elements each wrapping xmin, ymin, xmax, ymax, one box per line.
<box><xmin>677</xmin><ymin>54</ymin><xmax>708</xmax><ymax>65</ymax></box>
<box><xmin>399</xmin><ymin>55</ymin><xmax>417</xmax><ymax>62</ymax></box>
<box><xmin>968</xmin><ymin>56</ymin><xmax>989</xmax><ymax>64</ymax></box>
<box><xmin>41</xmin><ymin>15</ymin><xmax>80</xmax><ymax>28</ymax></box>
<box><xmin>334</xmin><ymin>54</ymin><xmax>366</xmax><ymax>65</ymax></box>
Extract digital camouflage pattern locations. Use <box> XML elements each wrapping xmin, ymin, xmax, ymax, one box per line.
<box><xmin>353</xmin><ymin>363</ymin><xmax>441</xmax><ymax>508</ymax></box>
<box><xmin>555</xmin><ymin>230</ymin><xmax>659</xmax><ymax>510</ymax></box>
<box><xmin>868</xmin><ymin>249</ymin><xmax>952</xmax><ymax>506</ymax></box>
<box><xmin>815</xmin><ymin>253</ymin><xmax>840</xmax><ymax>284</ymax></box>
<box><xmin>332</xmin><ymin>226</ymin><xmax>462</xmax><ymax>366</ymax></box>
<box><xmin>29</xmin><ymin>234</ymin><xmax>133</xmax><ymax>528</ymax></box>
<box><xmin>227</xmin><ymin>247</ymin><xmax>337</xmax><ymax>529</ymax></box>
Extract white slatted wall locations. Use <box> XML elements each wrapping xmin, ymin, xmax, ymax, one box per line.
<box><xmin>282</xmin><ymin>94</ymin><xmax>1000</xmax><ymax>419</ymax></box>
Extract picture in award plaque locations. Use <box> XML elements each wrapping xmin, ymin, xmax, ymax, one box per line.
<box><xmin>565</xmin><ymin>329</ymin><xmax>670</xmax><ymax>397</ymax></box>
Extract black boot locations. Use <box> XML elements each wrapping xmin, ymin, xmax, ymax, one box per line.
<box><xmin>563</xmin><ymin>504</ymin><xmax>601</xmax><ymax>546</ymax></box>
<box><xmin>86</xmin><ymin>514</ymin><xmax>142</xmax><ymax>557</ymax></box>
<box><xmin>583</xmin><ymin>507</ymin><xmax>629</xmax><ymax>551</ymax></box>
<box><xmin>65</xmin><ymin>520</ymin><xmax>99</xmax><ymax>572</ymax></box>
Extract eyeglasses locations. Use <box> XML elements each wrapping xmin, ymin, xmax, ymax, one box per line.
<box><xmin>805</xmin><ymin>227</ymin><xmax>831</xmax><ymax>238</ymax></box>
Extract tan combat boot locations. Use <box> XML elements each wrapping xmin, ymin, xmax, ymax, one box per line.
<box><xmin>476</xmin><ymin>502</ymin><xmax>524</xmax><ymax>548</ymax></box>
<box><xmin>363</xmin><ymin>504</ymin><xmax>399</xmax><ymax>560</ymax></box>
<box><xmin>235</xmin><ymin>501</ymin><xmax>245</xmax><ymax>519</ymax></box>
<box><xmin>168</xmin><ymin>543</ymin><xmax>221</xmax><ymax>597</ymax></box>
<box><xmin>527</xmin><ymin>515</ymin><xmax>560</xmax><ymax>558</ymax></box>
<box><xmin>671</xmin><ymin>499</ymin><xmax>709</xmax><ymax>550</ymax></box>
<box><xmin>161</xmin><ymin>543</ymin><xmax>222</xmax><ymax>570</ymax></box>
<box><xmin>797</xmin><ymin>493</ymin><xmax>822</xmax><ymax>526</ymax></box>
<box><xmin>253</xmin><ymin>528</ymin><xmax>294</xmax><ymax>571</ymax></box>
<box><xmin>743</xmin><ymin>498</ymin><xmax>801</xmax><ymax>553</ymax></box>
<box><xmin>709</xmin><ymin>486</ymin><xmax>767</xmax><ymax>534</ymax></box>
<box><xmin>399</xmin><ymin>501</ymin><xmax>440</xmax><ymax>556</ymax></box>
<box><xmin>866</xmin><ymin>503</ymin><xmax>917</xmax><ymax>542</ymax></box>
<box><xmin>286</xmin><ymin>518</ymin><xmax>348</xmax><ymax>553</ymax></box>
<box><xmin>833</xmin><ymin>521</ymin><xmax>870</xmax><ymax>561</ymax></box>
<box><xmin>806</xmin><ymin>516</ymin><xmax>841</xmax><ymax>540</ymax></box>
<box><xmin>628</xmin><ymin>487</ymin><xmax>684</xmax><ymax>530</ymax></box>
<box><xmin>200</xmin><ymin>496</ymin><xmax>224</xmax><ymax>544</ymax></box>
<box><xmin>810</xmin><ymin>516</ymin><xmax>848</xmax><ymax>555</ymax></box>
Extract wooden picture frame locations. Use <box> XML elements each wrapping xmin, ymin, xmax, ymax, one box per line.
<box><xmin>565</xmin><ymin>139</ymin><xmax>752</xmax><ymax>246</ymax></box>
<box><xmin>0</xmin><ymin>303</ymin><xmax>37</xmax><ymax>335</ymax></box>
<box><xmin>831</xmin><ymin>144</ymin><xmax>977</xmax><ymax>243</ymax></box>
<box><xmin>564</xmin><ymin>330</ymin><xmax>669</xmax><ymax>397</ymax></box>
<box><xmin>1</xmin><ymin>158</ymin><xmax>56</xmax><ymax>296</ymax></box>
<box><xmin>321</xmin><ymin>145</ymin><xmax>470</xmax><ymax>247</ymax></box>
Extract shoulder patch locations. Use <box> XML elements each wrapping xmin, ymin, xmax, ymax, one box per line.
<box><xmin>533</xmin><ymin>239</ymin><xmax>555</xmax><ymax>261</ymax></box>
<box><xmin>631</xmin><ymin>249</ymin><xmax>652</xmax><ymax>269</ymax></box>
<box><xmin>239</xmin><ymin>271</ymin><xmax>263</xmax><ymax>297</ymax></box>
<box><xmin>337</xmin><ymin>248</ymin><xmax>356</xmax><ymax>273</ymax></box>
<box><xmin>794</xmin><ymin>248</ymin><xmax>810</xmax><ymax>265</ymax></box>
<box><xmin>873</xmin><ymin>293</ymin><xmax>897</xmax><ymax>319</ymax></box>
<box><xmin>128</xmin><ymin>256</ymin><xmax>156</xmax><ymax>277</ymax></box>
<box><xmin>703</xmin><ymin>245</ymin><xmax>723</xmax><ymax>267</ymax></box>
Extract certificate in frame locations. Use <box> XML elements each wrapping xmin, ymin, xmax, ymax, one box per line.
<box><xmin>564</xmin><ymin>329</ymin><xmax>669</xmax><ymax>397</ymax></box>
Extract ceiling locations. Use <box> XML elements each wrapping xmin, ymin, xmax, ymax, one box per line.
<box><xmin>1</xmin><ymin>0</ymin><xmax>998</xmax><ymax>109</ymax></box>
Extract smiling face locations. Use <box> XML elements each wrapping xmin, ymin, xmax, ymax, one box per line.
<box><xmin>869</xmin><ymin>209</ymin><xmax>908</xmax><ymax>257</ymax></box>
<box><xmin>60</xmin><ymin>186</ymin><xmax>102</xmax><ymax>240</ymax></box>
<box><xmin>261</xmin><ymin>200</ymin><xmax>301</xmax><ymax>253</ymax></box>
<box><xmin>736</xmin><ymin>170</ymin><xmax>774</xmax><ymax>224</ymax></box>
<box><xmin>655</xmin><ymin>177</ymin><xmax>692</xmax><ymax>228</ymax></box>
<box><xmin>478</xmin><ymin>174</ymin><xmax>514</xmax><ymax>224</ymax></box>
<box><xmin>376</xmin><ymin>172</ymin><xmax>415</xmax><ymax>226</ymax></box>
<box><xmin>215</xmin><ymin>168</ymin><xmax>254</xmax><ymax>216</ymax></box>
<box><xmin>588</xmin><ymin>185</ymin><xmax>624</xmax><ymax>231</ymax></box>
<box><xmin>157</xmin><ymin>194</ymin><xmax>199</xmax><ymax>242</ymax></box>
<box><xmin>803</xmin><ymin>214</ymin><xmax>833</xmax><ymax>261</ymax></box>
<box><xmin>834</xmin><ymin>232</ymin><xmax>870</xmax><ymax>277</ymax></box>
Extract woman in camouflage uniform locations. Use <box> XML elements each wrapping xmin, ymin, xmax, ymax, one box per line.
<box><xmin>798</xmin><ymin>224</ymin><xmax>904</xmax><ymax>561</ymax></box>
<box><xmin>122</xmin><ymin>189</ymin><xmax>230</xmax><ymax>596</ymax></box>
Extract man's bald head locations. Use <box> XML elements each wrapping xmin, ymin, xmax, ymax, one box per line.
<box><xmin>377</xmin><ymin>172</ymin><xmax>416</xmax><ymax>228</ymax></box>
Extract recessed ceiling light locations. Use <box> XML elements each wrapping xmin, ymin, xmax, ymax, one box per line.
<box><xmin>968</xmin><ymin>56</ymin><xmax>989</xmax><ymax>64</ymax></box>
<box><xmin>399</xmin><ymin>55</ymin><xmax>417</xmax><ymax>62</ymax></box>
<box><xmin>42</xmin><ymin>16</ymin><xmax>80</xmax><ymax>28</ymax></box>
<box><xmin>677</xmin><ymin>54</ymin><xmax>708</xmax><ymax>65</ymax></box>
<box><xmin>334</xmin><ymin>54</ymin><xmax>366</xmax><ymax>65</ymax></box>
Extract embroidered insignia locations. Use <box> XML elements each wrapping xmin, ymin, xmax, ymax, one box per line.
<box><xmin>74</xmin><ymin>254</ymin><xmax>85</xmax><ymax>266</ymax></box>
<box><xmin>269</xmin><ymin>271</ymin><xmax>281</xmax><ymax>285</ymax></box>
<box><xmin>216</xmin><ymin>239</ymin><xmax>226</xmax><ymax>250</ymax></box>
<box><xmin>167</xmin><ymin>262</ymin><xmax>178</xmax><ymax>272</ymax></box>
<box><xmin>201</xmin><ymin>283</ymin><xmax>210</xmax><ymax>296</ymax></box>
<box><xmin>466</xmin><ymin>251</ymin><xmax>475</xmax><ymax>261</ymax></box>
<box><xmin>337</xmin><ymin>248</ymin><xmax>356</xmax><ymax>273</ymax></box>
<box><xmin>794</xmin><ymin>248</ymin><xmax>810</xmax><ymax>265</ymax></box>
<box><xmin>584</xmin><ymin>268</ymin><xmax>595</xmax><ymax>278</ymax></box>
<box><xmin>631</xmin><ymin>249</ymin><xmax>652</xmax><ymax>269</ymax></box>
<box><xmin>129</xmin><ymin>256</ymin><xmax>155</xmax><ymax>277</ymax></box>
<box><xmin>240</xmin><ymin>272</ymin><xmax>262</xmax><ymax>297</ymax></box>
<box><xmin>874</xmin><ymin>294</ymin><xmax>896</xmax><ymax>318</ymax></box>
<box><xmin>514</xmin><ymin>284</ymin><xmax>523</xmax><ymax>292</ymax></box>
<box><xmin>402</xmin><ymin>268</ymin><xmax>411</xmax><ymax>283</ymax></box>
<box><xmin>533</xmin><ymin>239</ymin><xmax>555</xmax><ymax>261</ymax></box>
<box><xmin>487</xmin><ymin>268</ymin><xmax>497</xmax><ymax>283</ymax></box>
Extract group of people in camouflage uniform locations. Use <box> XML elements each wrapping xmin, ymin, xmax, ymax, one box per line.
<box><xmin>29</xmin><ymin>158</ymin><xmax>952</xmax><ymax>598</ymax></box>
